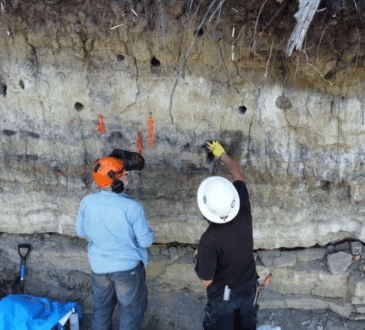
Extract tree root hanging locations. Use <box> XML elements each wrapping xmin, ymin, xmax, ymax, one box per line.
<box><xmin>218</xmin><ymin>41</ymin><xmax>240</xmax><ymax>94</ymax></box>
<box><xmin>168</xmin><ymin>0</ymin><xmax>218</xmax><ymax>124</ymax></box>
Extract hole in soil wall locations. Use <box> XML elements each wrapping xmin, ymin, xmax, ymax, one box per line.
<box><xmin>151</xmin><ymin>57</ymin><xmax>160</xmax><ymax>67</ymax></box>
<box><xmin>117</xmin><ymin>54</ymin><xmax>125</xmax><ymax>61</ymax></box>
<box><xmin>239</xmin><ymin>105</ymin><xmax>247</xmax><ymax>114</ymax></box>
<box><xmin>26</xmin><ymin>155</ymin><xmax>39</xmax><ymax>162</ymax></box>
<box><xmin>27</xmin><ymin>132</ymin><xmax>40</xmax><ymax>139</ymax></box>
<box><xmin>2</xmin><ymin>130</ymin><xmax>16</xmax><ymax>136</ymax></box>
<box><xmin>183</xmin><ymin>143</ymin><xmax>190</xmax><ymax>151</ymax></box>
<box><xmin>195</xmin><ymin>28</ymin><xmax>204</xmax><ymax>37</ymax></box>
<box><xmin>108</xmin><ymin>131</ymin><xmax>125</xmax><ymax>144</ymax></box>
<box><xmin>207</xmin><ymin>152</ymin><xmax>215</xmax><ymax>162</ymax></box>
<box><xmin>19</xmin><ymin>79</ymin><xmax>24</xmax><ymax>89</ymax></box>
<box><xmin>320</xmin><ymin>180</ymin><xmax>332</xmax><ymax>191</ymax></box>
<box><xmin>1</xmin><ymin>84</ymin><xmax>7</xmax><ymax>97</ymax></box>
<box><xmin>74</xmin><ymin>102</ymin><xmax>84</xmax><ymax>111</ymax></box>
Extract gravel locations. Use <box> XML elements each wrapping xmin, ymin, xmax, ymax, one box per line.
<box><xmin>78</xmin><ymin>289</ymin><xmax>365</xmax><ymax>330</ymax></box>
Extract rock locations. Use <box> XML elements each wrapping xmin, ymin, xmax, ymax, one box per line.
<box><xmin>186</xmin><ymin>246</ymin><xmax>196</xmax><ymax>254</ymax></box>
<box><xmin>169</xmin><ymin>246</ymin><xmax>179</xmax><ymax>261</ymax></box>
<box><xmin>356</xmin><ymin>306</ymin><xmax>365</xmax><ymax>313</ymax></box>
<box><xmin>275</xmin><ymin>95</ymin><xmax>293</xmax><ymax>110</ymax></box>
<box><xmin>350</xmin><ymin>279</ymin><xmax>365</xmax><ymax>304</ymax></box>
<box><xmin>145</xmin><ymin>261</ymin><xmax>166</xmax><ymax>278</ymax></box>
<box><xmin>160</xmin><ymin>247</ymin><xmax>170</xmax><ymax>257</ymax></box>
<box><xmin>149</xmin><ymin>246</ymin><xmax>161</xmax><ymax>256</ymax></box>
<box><xmin>295</xmin><ymin>248</ymin><xmax>327</xmax><ymax>263</ymax></box>
<box><xmin>157</xmin><ymin>263</ymin><xmax>204</xmax><ymax>293</ymax></box>
<box><xmin>177</xmin><ymin>246</ymin><xmax>186</xmax><ymax>257</ymax></box>
<box><xmin>333</xmin><ymin>241</ymin><xmax>351</xmax><ymax>253</ymax></box>
<box><xmin>258</xmin><ymin>250</ymin><xmax>281</xmax><ymax>267</ymax></box>
<box><xmin>257</xmin><ymin>265</ymin><xmax>349</xmax><ymax>299</ymax></box>
<box><xmin>273</xmin><ymin>251</ymin><xmax>297</xmax><ymax>268</ymax></box>
<box><xmin>258</xmin><ymin>250</ymin><xmax>296</xmax><ymax>268</ymax></box>
<box><xmin>350</xmin><ymin>241</ymin><xmax>363</xmax><ymax>256</ymax></box>
<box><xmin>259</xmin><ymin>294</ymin><xmax>354</xmax><ymax>318</ymax></box>
<box><xmin>327</xmin><ymin>252</ymin><xmax>352</xmax><ymax>274</ymax></box>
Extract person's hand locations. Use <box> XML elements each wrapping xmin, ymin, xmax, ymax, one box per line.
<box><xmin>206</xmin><ymin>141</ymin><xmax>226</xmax><ymax>158</ymax></box>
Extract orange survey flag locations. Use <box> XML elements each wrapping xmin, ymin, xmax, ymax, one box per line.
<box><xmin>136</xmin><ymin>130</ymin><xmax>143</xmax><ymax>153</ymax></box>
<box><xmin>148</xmin><ymin>115</ymin><xmax>154</xmax><ymax>148</ymax></box>
<box><xmin>95</xmin><ymin>114</ymin><xmax>105</xmax><ymax>135</ymax></box>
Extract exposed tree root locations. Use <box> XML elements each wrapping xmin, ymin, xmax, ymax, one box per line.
<box><xmin>168</xmin><ymin>0</ymin><xmax>218</xmax><ymax>124</ymax></box>
<box><xmin>218</xmin><ymin>41</ymin><xmax>240</xmax><ymax>94</ymax></box>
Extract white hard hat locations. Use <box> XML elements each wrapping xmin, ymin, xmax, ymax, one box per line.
<box><xmin>197</xmin><ymin>176</ymin><xmax>240</xmax><ymax>223</ymax></box>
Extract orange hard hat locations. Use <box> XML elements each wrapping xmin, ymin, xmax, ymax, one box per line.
<box><xmin>93</xmin><ymin>157</ymin><xmax>126</xmax><ymax>188</ymax></box>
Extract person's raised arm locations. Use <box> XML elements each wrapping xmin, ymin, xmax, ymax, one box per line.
<box><xmin>207</xmin><ymin>141</ymin><xmax>245</xmax><ymax>182</ymax></box>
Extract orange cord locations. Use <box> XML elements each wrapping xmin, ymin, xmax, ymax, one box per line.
<box><xmin>148</xmin><ymin>115</ymin><xmax>154</xmax><ymax>148</ymax></box>
<box><xmin>95</xmin><ymin>114</ymin><xmax>105</xmax><ymax>135</ymax></box>
<box><xmin>136</xmin><ymin>130</ymin><xmax>143</xmax><ymax>153</ymax></box>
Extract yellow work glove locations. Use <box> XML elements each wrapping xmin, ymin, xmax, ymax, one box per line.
<box><xmin>207</xmin><ymin>141</ymin><xmax>226</xmax><ymax>158</ymax></box>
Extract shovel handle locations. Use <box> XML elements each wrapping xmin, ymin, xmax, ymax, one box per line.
<box><xmin>18</xmin><ymin>244</ymin><xmax>31</xmax><ymax>260</ymax></box>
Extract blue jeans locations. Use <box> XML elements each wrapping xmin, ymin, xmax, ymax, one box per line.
<box><xmin>91</xmin><ymin>261</ymin><xmax>148</xmax><ymax>330</ymax></box>
<box><xmin>203</xmin><ymin>286</ymin><xmax>258</xmax><ymax>330</ymax></box>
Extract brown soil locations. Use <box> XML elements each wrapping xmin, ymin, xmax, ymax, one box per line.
<box><xmin>1</xmin><ymin>0</ymin><xmax>365</xmax><ymax>97</ymax></box>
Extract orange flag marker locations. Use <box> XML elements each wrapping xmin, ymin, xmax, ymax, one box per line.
<box><xmin>148</xmin><ymin>114</ymin><xmax>154</xmax><ymax>148</ymax></box>
<box><xmin>95</xmin><ymin>114</ymin><xmax>106</xmax><ymax>134</ymax></box>
<box><xmin>136</xmin><ymin>130</ymin><xmax>143</xmax><ymax>153</ymax></box>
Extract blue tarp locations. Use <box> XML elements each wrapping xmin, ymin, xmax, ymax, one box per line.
<box><xmin>0</xmin><ymin>294</ymin><xmax>82</xmax><ymax>330</ymax></box>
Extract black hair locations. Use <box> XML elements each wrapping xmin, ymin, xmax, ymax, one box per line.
<box><xmin>111</xmin><ymin>180</ymin><xmax>124</xmax><ymax>194</ymax></box>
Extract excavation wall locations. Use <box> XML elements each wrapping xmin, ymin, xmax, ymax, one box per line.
<box><xmin>1</xmin><ymin>0</ymin><xmax>365</xmax><ymax>322</ymax></box>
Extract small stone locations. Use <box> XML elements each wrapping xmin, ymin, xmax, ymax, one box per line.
<box><xmin>257</xmin><ymin>250</ymin><xmax>281</xmax><ymax>268</ymax></box>
<box><xmin>274</xmin><ymin>251</ymin><xmax>297</xmax><ymax>268</ymax></box>
<box><xmin>275</xmin><ymin>95</ymin><xmax>292</xmax><ymax>110</ymax></box>
<box><xmin>177</xmin><ymin>246</ymin><xmax>186</xmax><ymax>257</ymax></box>
<box><xmin>327</xmin><ymin>251</ymin><xmax>352</xmax><ymax>274</ymax></box>
<box><xmin>149</xmin><ymin>246</ymin><xmax>160</xmax><ymax>256</ymax></box>
<box><xmin>334</xmin><ymin>241</ymin><xmax>350</xmax><ymax>252</ymax></box>
<box><xmin>160</xmin><ymin>247</ymin><xmax>170</xmax><ymax>257</ymax></box>
<box><xmin>295</xmin><ymin>248</ymin><xmax>327</xmax><ymax>263</ymax></box>
<box><xmin>356</xmin><ymin>306</ymin><xmax>365</xmax><ymax>313</ymax></box>
<box><xmin>327</xmin><ymin>244</ymin><xmax>335</xmax><ymax>253</ymax></box>
<box><xmin>351</xmin><ymin>241</ymin><xmax>363</xmax><ymax>256</ymax></box>
<box><xmin>186</xmin><ymin>245</ymin><xmax>195</xmax><ymax>254</ymax></box>
<box><xmin>169</xmin><ymin>246</ymin><xmax>179</xmax><ymax>261</ymax></box>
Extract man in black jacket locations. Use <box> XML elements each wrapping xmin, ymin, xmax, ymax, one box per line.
<box><xmin>195</xmin><ymin>141</ymin><xmax>259</xmax><ymax>330</ymax></box>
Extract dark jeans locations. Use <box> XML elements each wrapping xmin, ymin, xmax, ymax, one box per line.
<box><xmin>203</xmin><ymin>286</ymin><xmax>258</xmax><ymax>330</ymax></box>
<box><xmin>91</xmin><ymin>261</ymin><xmax>147</xmax><ymax>330</ymax></box>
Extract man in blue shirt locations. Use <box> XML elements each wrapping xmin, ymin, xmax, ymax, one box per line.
<box><xmin>76</xmin><ymin>149</ymin><xmax>154</xmax><ymax>330</ymax></box>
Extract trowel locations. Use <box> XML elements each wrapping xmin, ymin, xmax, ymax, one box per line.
<box><xmin>253</xmin><ymin>273</ymin><xmax>272</xmax><ymax>306</ymax></box>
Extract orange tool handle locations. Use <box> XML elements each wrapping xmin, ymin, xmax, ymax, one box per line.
<box><xmin>263</xmin><ymin>273</ymin><xmax>272</xmax><ymax>288</ymax></box>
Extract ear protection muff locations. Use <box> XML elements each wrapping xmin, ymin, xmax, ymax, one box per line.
<box><xmin>93</xmin><ymin>157</ymin><xmax>126</xmax><ymax>188</ymax></box>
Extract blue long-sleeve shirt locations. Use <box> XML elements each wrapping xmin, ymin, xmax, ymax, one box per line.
<box><xmin>76</xmin><ymin>190</ymin><xmax>154</xmax><ymax>274</ymax></box>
